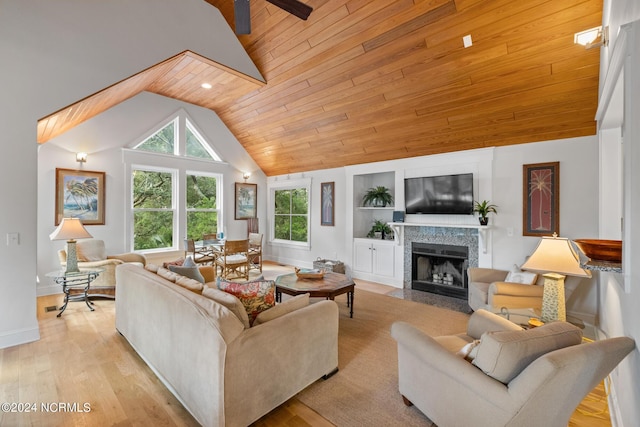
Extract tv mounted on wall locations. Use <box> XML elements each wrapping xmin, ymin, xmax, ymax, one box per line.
<box><xmin>404</xmin><ymin>173</ymin><xmax>474</xmax><ymax>215</ymax></box>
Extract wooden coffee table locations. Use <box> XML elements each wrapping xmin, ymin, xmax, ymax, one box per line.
<box><xmin>275</xmin><ymin>272</ymin><xmax>356</xmax><ymax>318</ymax></box>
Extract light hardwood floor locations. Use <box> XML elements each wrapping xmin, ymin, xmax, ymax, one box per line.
<box><xmin>0</xmin><ymin>264</ymin><xmax>611</xmax><ymax>426</ymax></box>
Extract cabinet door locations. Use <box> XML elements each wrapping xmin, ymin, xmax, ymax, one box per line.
<box><xmin>353</xmin><ymin>240</ymin><xmax>373</xmax><ymax>273</ymax></box>
<box><xmin>372</xmin><ymin>242</ymin><xmax>395</xmax><ymax>278</ymax></box>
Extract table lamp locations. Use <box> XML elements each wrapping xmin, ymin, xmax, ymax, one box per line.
<box><xmin>50</xmin><ymin>218</ymin><xmax>93</xmax><ymax>273</ymax></box>
<box><xmin>520</xmin><ymin>234</ymin><xmax>591</xmax><ymax>323</ymax></box>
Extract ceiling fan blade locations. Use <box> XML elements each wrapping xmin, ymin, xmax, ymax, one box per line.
<box><xmin>266</xmin><ymin>0</ymin><xmax>313</xmax><ymax>21</ymax></box>
<box><xmin>234</xmin><ymin>0</ymin><xmax>251</xmax><ymax>35</ymax></box>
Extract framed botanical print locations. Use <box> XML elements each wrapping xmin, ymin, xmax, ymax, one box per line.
<box><xmin>523</xmin><ymin>162</ymin><xmax>559</xmax><ymax>236</ymax></box>
<box><xmin>321</xmin><ymin>182</ymin><xmax>335</xmax><ymax>226</ymax></box>
<box><xmin>235</xmin><ymin>182</ymin><xmax>257</xmax><ymax>220</ymax></box>
<box><xmin>55</xmin><ymin>168</ymin><xmax>106</xmax><ymax>225</ymax></box>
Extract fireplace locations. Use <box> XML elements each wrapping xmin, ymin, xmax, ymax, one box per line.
<box><xmin>411</xmin><ymin>242</ymin><xmax>469</xmax><ymax>299</ymax></box>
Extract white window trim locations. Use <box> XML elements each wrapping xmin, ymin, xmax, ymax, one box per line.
<box><xmin>268</xmin><ymin>178</ymin><xmax>311</xmax><ymax>250</ymax></box>
<box><xmin>185</xmin><ymin>170</ymin><xmax>223</xmax><ymax>238</ymax></box>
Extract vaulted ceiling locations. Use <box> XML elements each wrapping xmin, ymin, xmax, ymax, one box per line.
<box><xmin>38</xmin><ymin>0</ymin><xmax>603</xmax><ymax>176</ymax></box>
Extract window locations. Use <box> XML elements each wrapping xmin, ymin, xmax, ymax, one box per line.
<box><xmin>126</xmin><ymin>111</ymin><xmax>224</xmax><ymax>252</ymax></box>
<box><xmin>186</xmin><ymin>173</ymin><xmax>219</xmax><ymax>240</ymax></box>
<box><xmin>132</xmin><ymin>169</ymin><xmax>175</xmax><ymax>250</ymax></box>
<box><xmin>270</xmin><ymin>179</ymin><xmax>310</xmax><ymax>246</ymax></box>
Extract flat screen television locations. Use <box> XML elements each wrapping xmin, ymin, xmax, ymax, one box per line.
<box><xmin>404</xmin><ymin>173</ymin><xmax>474</xmax><ymax>215</ymax></box>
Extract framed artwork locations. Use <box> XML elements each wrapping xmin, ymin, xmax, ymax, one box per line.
<box><xmin>523</xmin><ymin>162</ymin><xmax>559</xmax><ymax>236</ymax></box>
<box><xmin>235</xmin><ymin>182</ymin><xmax>257</xmax><ymax>219</ymax></box>
<box><xmin>321</xmin><ymin>182</ymin><xmax>335</xmax><ymax>226</ymax></box>
<box><xmin>55</xmin><ymin>168</ymin><xmax>105</xmax><ymax>226</ymax></box>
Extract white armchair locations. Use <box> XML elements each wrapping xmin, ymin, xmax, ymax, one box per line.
<box><xmin>57</xmin><ymin>239</ymin><xmax>146</xmax><ymax>297</ymax></box>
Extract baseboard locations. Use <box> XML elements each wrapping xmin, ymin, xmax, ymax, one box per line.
<box><xmin>0</xmin><ymin>325</ymin><xmax>40</xmax><ymax>349</ymax></box>
<box><xmin>607</xmin><ymin>375</ymin><xmax>623</xmax><ymax>427</ymax></box>
<box><xmin>37</xmin><ymin>284</ymin><xmax>61</xmax><ymax>297</ymax></box>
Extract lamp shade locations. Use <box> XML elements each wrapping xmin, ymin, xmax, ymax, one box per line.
<box><xmin>49</xmin><ymin>218</ymin><xmax>93</xmax><ymax>241</ymax></box>
<box><xmin>521</xmin><ymin>235</ymin><xmax>591</xmax><ymax>278</ymax></box>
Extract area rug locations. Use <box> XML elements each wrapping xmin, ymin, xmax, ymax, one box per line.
<box><xmin>296</xmin><ymin>288</ymin><xmax>470</xmax><ymax>426</ymax></box>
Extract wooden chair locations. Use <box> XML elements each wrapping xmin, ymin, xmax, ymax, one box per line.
<box><xmin>214</xmin><ymin>239</ymin><xmax>250</xmax><ymax>280</ymax></box>
<box><xmin>248</xmin><ymin>233</ymin><xmax>263</xmax><ymax>273</ymax></box>
<box><xmin>184</xmin><ymin>239</ymin><xmax>215</xmax><ymax>265</ymax></box>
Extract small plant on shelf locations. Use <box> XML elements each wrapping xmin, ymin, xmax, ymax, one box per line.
<box><xmin>367</xmin><ymin>219</ymin><xmax>393</xmax><ymax>239</ymax></box>
<box><xmin>362</xmin><ymin>186</ymin><xmax>393</xmax><ymax>207</ymax></box>
<box><xmin>473</xmin><ymin>200</ymin><xmax>498</xmax><ymax>226</ymax></box>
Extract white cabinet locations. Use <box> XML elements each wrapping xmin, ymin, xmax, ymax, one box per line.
<box><xmin>353</xmin><ymin>238</ymin><xmax>395</xmax><ymax>279</ymax></box>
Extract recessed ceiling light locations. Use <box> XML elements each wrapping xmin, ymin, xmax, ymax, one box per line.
<box><xmin>201</xmin><ymin>83</ymin><xmax>212</xmax><ymax>89</ymax></box>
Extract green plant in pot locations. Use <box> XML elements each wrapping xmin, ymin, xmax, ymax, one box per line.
<box><xmin>367</xmin><ymin>219</ymin><xmax>393</xmax><ymax>239</ymax></box>
<box><xmin>473</xmin><ymin>200</ymin><xmax>498</xmax><ymax>226</ymax></box>
<box><xmin>362</xmin><ymin>186</ymin><xmax>393</xmax><ymax>207</ymax></box>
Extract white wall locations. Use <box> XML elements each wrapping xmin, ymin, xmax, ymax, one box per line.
<box><xmin>598</xmin><ymin>2</ymin><xmax>640</xmax><ymax>424</ymax></box>
<box><xmin>37</xmin><ymin>92</ymin><xmax>265</xmax><ymax>295</ymax></box>
<box><xmin>0</xmin><ymin>0</ymin><xmax>260</xmax><ymax>348</ymax></box>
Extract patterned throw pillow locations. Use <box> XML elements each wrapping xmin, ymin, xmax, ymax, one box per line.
<box><xmin>217</xmin><ymin>277</ymin><xmax>276</xmax><ymax>325</ymax></box>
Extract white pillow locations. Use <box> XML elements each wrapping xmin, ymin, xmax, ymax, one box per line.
<box><xmin>505</xmin><ymin>264</ymin><xmax>537</xmax><ymax>285</ymax></box>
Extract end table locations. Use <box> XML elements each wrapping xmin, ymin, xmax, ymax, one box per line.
<box><xmin>46</xmin><ymin>269</ymin><xmax>104</xmax><ymax>317</ymax></box>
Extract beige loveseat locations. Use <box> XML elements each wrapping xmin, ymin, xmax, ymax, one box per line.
<box><xmin>58</xmin><ymin>239</ymin><xmax>146</xmax><ymax>297</ymax></box>
<box><xmin>115</xmin><ymin>263</ymin><xmax>339</xmax><ymax>427</ymax></box>
<box><xmin>391</xmin><ymin>309</ymin><xmax>635</xmax><ymax>427</ymax></box>
<box><xmin>467</xmin><ymin>267</ymin><xmax>582</xmax><ymax>312</ymax></box>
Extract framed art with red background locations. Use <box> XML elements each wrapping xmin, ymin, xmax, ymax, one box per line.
<box><xmin>523</xmin><ymin>162</ymin><xmax>559</xmax><ymax>236</ymax></box>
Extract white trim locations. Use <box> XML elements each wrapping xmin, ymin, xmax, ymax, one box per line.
<box><xmin>268</xmin><ymin>178</ymin><xmax>312</xmax><ymax>249</ymax></box>
<box><xmin>596</xmin><ymin>24</ymin><xmax>630</xmax><ymax>123</ymax></box>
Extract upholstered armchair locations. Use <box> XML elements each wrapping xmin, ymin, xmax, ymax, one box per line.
<box><xmin>467</xmin><ymin>267</ymin><xmax>583</xmax><ymax>312</ymax></box>
<box><xmin>58</xmin><ymin>239</ymin><xmax>146</xmax><ymax>297</ymax></box>
<box><xmin>391</xmin><ymin>309</ymin><xmax>635</xmax><ymax>427</ymax></box>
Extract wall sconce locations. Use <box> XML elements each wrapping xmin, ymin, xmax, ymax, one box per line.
<box><xmin>574</xmin><ymin>26</ymin><xmax>608</xmax><ymax>49</ymax></box>
<box><xmin>76</xmin><ymin>152</ymin><xmax>87</xmax><ymax>163</ymax></box>
<box><xmin>243</xmin><ymin>171</ymin><xmax>251</xmax><ymax>182</ymax></box>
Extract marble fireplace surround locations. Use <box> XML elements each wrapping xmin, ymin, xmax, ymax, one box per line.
<box><xmin>398</xmin><ymin>225</ymin><xmax>482</xmax><ymax>289</ymax></box>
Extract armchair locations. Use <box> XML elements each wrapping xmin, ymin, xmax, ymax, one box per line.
<box><xmin>391</xmin><ymin>310</ymin><xmax>635</xmax><ymax>427</ymax></box>
<box><xmin>467</xmin><ymin>267</ymin><xmax>582</xmax><ymax>312</ymax></box>
<box><xmin>58</xmin><ymin>239</ymin><xmax>146</xmax><ymax>298</ymax></box>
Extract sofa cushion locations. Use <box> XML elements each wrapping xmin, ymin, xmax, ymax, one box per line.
<box><xmin>505</xmin><ymin>264</ymin><xmax>537</xmax><ymax>285</ymax></box>
<box><xmin>253</xmin><ymin>293</ymin><xmax>310</xmax><ymax>326</ymax></box>
<box><xmin>144</xmin><ymin>263</ymin><xmax>160</xmax><ymax>273</ymax></box>
<box><xmin>76</xmin><ymin>239</ymin><xmax>107</xmax><ymax>262</ymax></box>
<box><xmin>157</xmin><ymin>267</ymin><xmax>181</xmax><ymax>282</ymax></box>
<box><xmin>202</xmin><ymin>286</ymin><xmax>251</xmax><ymax>329</ymax></box>
<box><xmin>217</xmin><ymin>277</ymin><xmax>276</xmax><ymax>325</ymax></box>
<box><xmin>162</xmin><ymin>257</ymin><xmax>184</xmax><ymax>268</ymax></box>
<box><xmin>175</xmin><ymin>275</ymin><xmax>204</xmax><ymax>293</ymax></box>
<box><xmin>472</xmin><ymin>321</ymin><xmax>583</xmax><ymax>383</ymax></box>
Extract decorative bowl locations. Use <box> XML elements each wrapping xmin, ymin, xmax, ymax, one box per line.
<box><xmin>573</xmin><ymin>239</ymin><xmax>622</xmax><ymax>263</ymax></box>
<box><xmin>294</xmin><ymin>267</ymin><xmax>324</xmax><ymax>279</ymax></box>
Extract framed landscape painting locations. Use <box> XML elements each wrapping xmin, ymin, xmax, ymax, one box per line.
<box><xmin>321</xmin><ymin>182</ymin><xmax>335</xmax><ymax>226</ymax></box>
<box><xmin>235</xmin><ymin>182</ymin><xmax>257</xmax><ymax>219</ymax></box>
<box><xmin>55</xmin><ymin>168</ymin><xmax>105</xmax><ymax>225</ymax></box>
<box><xmin>523</xmin><ymin>162</ymin><xmax>559</xmax><ymax>236</ymax></box>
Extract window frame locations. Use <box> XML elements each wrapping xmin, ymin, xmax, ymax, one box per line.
<box><xmin>268</xmin><ymin>178</ymin><xmax>311</xmax><ymax>249</ymax></box>
<box><xmin>185</xmin><ymin>170</ymin><xmax>222</xmax><ymax>240</ymax></box>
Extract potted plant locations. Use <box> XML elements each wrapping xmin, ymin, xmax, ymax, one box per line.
<box><xmin>367</xmin><ymin>219</ymin><xmax>393</xmax><ymax>239</ymax></box>
<box><xmin>473</xmin><ymin>200</ymin><xmax>498</xmax><ymax>226</ymax></box>
<box><xmin>362</xmin><ymin>186</ymin><xmax>394</xmax><ymax>207</ymax></box>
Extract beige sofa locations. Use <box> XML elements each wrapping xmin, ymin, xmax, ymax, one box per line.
<box><xmin>467</xmin><ymin>267</ymin><xmax>582</xmax><ymax>312</ymax></box>
<box><xmin>391</xmin><ymin>309</ymin><xmax>635</xmax><ymax>427</ymax></box>
<box><xmin>115</xmin><ymin>263</ymin><xmax>339</xmax><ymax>427</ymax></box>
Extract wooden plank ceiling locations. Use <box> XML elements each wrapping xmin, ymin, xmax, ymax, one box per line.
<box><xmin>38</xmin><ymin>0</ymin><xmax>602</xmax><ymax>177</ymax></box>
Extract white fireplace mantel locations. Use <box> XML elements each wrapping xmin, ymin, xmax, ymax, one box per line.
<box><xmin>389</xmin><ymin>222</ymin><xmax>491</xmax><ymax>253</ymax></box>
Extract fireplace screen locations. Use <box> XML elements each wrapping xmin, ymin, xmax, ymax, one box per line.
<box><xmin>412</xmin><ymin>242</ymin><xmax>469</xmax><ymax>299</ymax></box>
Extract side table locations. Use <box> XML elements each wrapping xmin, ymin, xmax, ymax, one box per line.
<box><xmin>46</xmin><ymin>269</ymin><xmax>104</xmax><ymax>317</ymax></box>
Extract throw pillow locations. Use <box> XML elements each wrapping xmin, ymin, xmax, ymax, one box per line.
<box><xmin>456</xmin><ymin>339</ymin><xmax>481</xmax><ymax>362</ymax></box>
<box><xmin>162</xmin><ymin>258</ymin><xmax>184</xmax><ymax>269</ymax></box>
<box><xmin>202</xmin><ymin>286</ymin><xmax>251</xmax><ymax>329</ymax></box>
<box><xmin>169</xmin><ymin>264</ymin><xmax>206</xmax><ymax>284</ymax></box>
<box><xmin>75</xmin><ymin>239</ymin><xmax>107</xmax><ymax>262</ymax></box>
<box><xmin>217</xmin><ymin>277</ymin><xmax>276</xmax><ymax>326</ymax></box>
<box><xmin>182</xmin><ymin>256</ymin><xmax>197</xmax><ymax>267</ymax></box>
<box><xmin>505</xmin><ymin>264</ymin><xmax>537</xmax><ymax>285</ymax></box>
<box><xmin>253</xmin><ymin>293</ymin><xmax>310</xmax><ymax>326</ymax></box>
<box><xmin>472</xmin><ymin>321</ymin><xmax>583</xmax><ymax>384</ymax></box>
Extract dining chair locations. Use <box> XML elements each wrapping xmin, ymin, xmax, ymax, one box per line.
<box><xmin>184</xmin><ymin>239</ymin><xmax>215</xmax><ymax>265</ymax></box>
<box><xmin>214</xmin><ymin>239</ymin><xmax>250</xmax><ymax>280</ymax></box>
<box><xmin>248</xmin><ymin>233</ymin><xmax>263</xmax><ymax>273</ymax></box>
